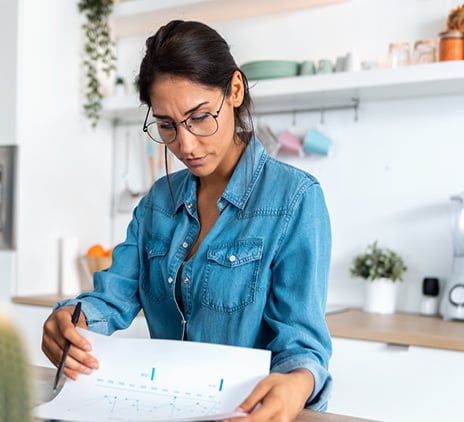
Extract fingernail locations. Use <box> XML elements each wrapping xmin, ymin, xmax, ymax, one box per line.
<box><xmin>90</xmin><ymin>361</ymin><xmax>99</xmax><ymax>369</ymax></box>
<box><xmin>83</xmin><ymin>367</ymin><xmax>93</xmax><ymax>375</ymax></box>
<box><xmin>83</xmin><ymin>343</ymin><xmax>92</xmax><ymax>352</ymax></box>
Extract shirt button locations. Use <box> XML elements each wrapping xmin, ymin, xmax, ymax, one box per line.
<box><xmin>182</xmin><ymin>242</ymin><xmax>189</xmax><ymax>249</ymax></box>
<box><xmin>229</xmin><ymin>255</ymin><xmax>237</xmax><ymax>263</ymax></box>
<box><xmin>187</xmin><ymin>203</ymin><xmax>193</xmax><ymax>209</ymax></box>
<box><xmin>183</xmin><ymin>277</ymin><xmax>189</xmax><ymax>284</ymax></box>
<box><xmin>167</xmin><ymin>276</ymin><xmax>174</xmax><ymax>284</ymax></box>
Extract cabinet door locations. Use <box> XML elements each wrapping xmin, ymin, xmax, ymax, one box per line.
<box><xmin>327</xmin><ymin>337</ymin><xmax>410</xmax><ymax>420</ymax></box>
<box><xmin>328</xmin><ymin>337</ymin><xmax>464</xmax><ymax>422</ymax></box>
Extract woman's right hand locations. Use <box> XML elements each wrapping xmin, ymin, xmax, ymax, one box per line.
<box><xmin>41</xmin><ymin>305</ymin><xmax>99</xmax><ymax>381</ymax></box>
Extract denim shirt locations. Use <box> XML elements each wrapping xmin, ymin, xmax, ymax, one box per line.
<box><xmin>56</xmin><ymin>137</ymin><xmax>332</xmax><ymax>410</ymax></box>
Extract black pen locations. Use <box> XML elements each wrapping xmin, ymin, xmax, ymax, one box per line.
<box><xmin>53</xmin><ymin>301</ymin><xmax>82</xmax><ymax>391</ymax></box>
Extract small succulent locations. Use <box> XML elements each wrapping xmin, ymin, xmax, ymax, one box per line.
<box><xmin>350</xmin><ymin>241</ymin><xmax>407</xmax><ymax>282</ymax></box>
<box><xmin>447</xmin><ymin>4</ymin><xmax>464</xmax><ymax>32</ymax></box>
<box><xmin>0</xmin><ymin>314</ymin><xmax>34</xmax><ymax>422</ymax></box>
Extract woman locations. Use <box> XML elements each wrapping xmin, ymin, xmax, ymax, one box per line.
<box><xmin>42</xmin><ymin>20</ymin><xmax>332</xmax><ymax>421</ymax></box>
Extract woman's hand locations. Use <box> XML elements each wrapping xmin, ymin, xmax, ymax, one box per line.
<box><xmin>223</xmin><ymin>369</ymin><xmax>314</xmax><ymax>422</ymax></box>
<box><xmin>41</xmin><ymin>305</ymin><xmax>99</xmax><ymax>381</ymax></box>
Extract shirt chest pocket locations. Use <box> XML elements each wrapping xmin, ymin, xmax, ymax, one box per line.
<box><xmin>142</xmin><ymin>238</ymin><xmax>170</xmax><ymax>303</ymax></box>
<box><xmin>202</xmin><ymin>238</ymin><xmax>264</xmax><ymax>314</ymax></box>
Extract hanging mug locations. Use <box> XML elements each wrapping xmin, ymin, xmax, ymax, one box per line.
<box><xmin>278</xmin><ymin>130</ymin><xmax>303</xmax><ymax>156</ymax></box>
<box><xmin>303</xmin><ymin>128</ymin><xmax>333</xmax><ymax>156</ymax></box>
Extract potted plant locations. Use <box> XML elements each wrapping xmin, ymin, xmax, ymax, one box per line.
<box><xmin>350</xmin><ymin>241</ymin><xmax>407</xmax><ymax>314</ymax></box>
<box><xmin>78</xmin><ymin>0</ymin><xmax>117</xmax><ymax>128</ymax></box>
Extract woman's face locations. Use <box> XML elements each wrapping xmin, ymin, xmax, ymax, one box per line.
<box><xmin>148</xmin><ymin>73</ymin><xmax>244</xmax><ymax>180</ymax></box>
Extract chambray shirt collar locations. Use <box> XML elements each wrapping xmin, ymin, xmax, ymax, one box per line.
<box><xmin>174</xmin><ymin>136</ymin><xmax>268</xmax><ymax>212</ymax></box>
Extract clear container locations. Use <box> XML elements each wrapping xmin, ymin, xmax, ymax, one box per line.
<box><xmin>387</xmin><ymin>41</ymin><xmax>410</xmax><ymax>68</ymax></box>
<box><xmin>413</xmin><ymin>39</ymin><xmax>436</xmax><ymax>64</ymax></box>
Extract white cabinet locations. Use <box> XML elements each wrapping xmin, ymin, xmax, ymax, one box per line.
<box><xmin>328</xmin><ymin>337</ymin><xmax>464</xmax><ymax>422</ymax></box>
<box><xmin>10</xmin><ymin>304</ymin><xmax>149</xmax><ymax>368</ymax></box>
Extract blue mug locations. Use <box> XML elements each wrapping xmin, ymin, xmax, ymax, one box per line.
<box><xmin>303</xmin><ymin>129</ymin><xmax>333</xmax><ymax>156</ymax></box>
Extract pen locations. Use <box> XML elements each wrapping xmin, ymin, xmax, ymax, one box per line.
<box><xmin>53</xmin><ymin>301</ymin><xmax>82</xmax><ymax>391</ymax></box>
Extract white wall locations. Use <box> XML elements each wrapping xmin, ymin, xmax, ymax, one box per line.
<box><xmin>114</xmin><ymin>0</ymin><xmax>464</xmax><ymax>313</ymax></box>
<box><xmin>14</xmin><ymin>0</ymin><xmax>113</xmax><ymax>295</ymax></box>
<box><xmin>0</xmin><ymin>0</ymin><xmax>17</xmax><ymax>144</ymax></box>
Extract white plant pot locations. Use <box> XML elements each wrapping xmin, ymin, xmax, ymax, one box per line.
<box><xmin>363</xmin><ymin>278</ymin><xmax>398</xmax><ymax>314</ymax></box>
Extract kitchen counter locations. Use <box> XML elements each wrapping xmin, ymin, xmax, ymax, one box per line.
<box><xmin>13</xmin><ymin>295</ymin><xmax>464</xmax><ymax>351</ymax></box>
<box><xmin>326</xmin><ymin>308</ymin><xmax>464</xmax><ymax>351</ymax></box>
<box><xmin>32</xmin><ymin>366</ymin><xmax>374</xmax><ymax>422</ymax></box>
<box><xmin>12</xmin><ymin>294</ymin><xmax>72</xmax><ymax>307</ymax></box>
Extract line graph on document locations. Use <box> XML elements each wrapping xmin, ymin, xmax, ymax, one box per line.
<box><xmin>63</xmin><ymin>374</ymin><xmax>226</xmax><ymax>421</ymax></box>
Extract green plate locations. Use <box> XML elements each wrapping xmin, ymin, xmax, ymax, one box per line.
<box><xmin>240</xmin><ymin>60</ymin><xmax>299</xmax><ymax>80</ymax></box>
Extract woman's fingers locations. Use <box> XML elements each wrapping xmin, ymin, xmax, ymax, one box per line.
<box><xmin>41</xmin><ymin>306</ymin><xmax>99</xmax><ymax>377</ymax></box>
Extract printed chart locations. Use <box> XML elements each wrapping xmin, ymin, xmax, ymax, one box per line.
<box><xmin>35</xmin><ymin>329</ymin><xmax>271</xmax><ymax>421</ymax></box>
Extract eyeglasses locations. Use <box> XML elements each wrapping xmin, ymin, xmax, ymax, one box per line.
<box><xmin>143</xmin><ymin>87</ymin><xmax>228</xmax><ymax>145</ymax></box>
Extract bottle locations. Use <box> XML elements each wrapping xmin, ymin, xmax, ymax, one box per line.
<box><xmin>420</xmin><ymin>277</ymin><xmax>440</xmax><ymax>316</ymax></box>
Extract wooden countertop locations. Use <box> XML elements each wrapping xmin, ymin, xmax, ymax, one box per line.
<box><xmin>13</xmin><ymin>295</ymin><xmax>464</xmax><ymax>352</ymax></box>
<box><xmin>326</xmin><ymin>308</ymin><xmax>464</xmax><ymax>352</ymax></box>
<box><xmin>32</xmin><ymin>366</ymin><xmax>373</xmax><ymax>422</ymax></box>
<box><xmin>12</xmin><ymin>294</ymin><xmax>72</xmax><ymax>307</ymax></box>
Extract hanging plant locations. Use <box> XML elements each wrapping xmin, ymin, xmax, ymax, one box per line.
<box><xmin>78</xmin><ymin>0</ymin><xmax>116</xmax><ymax>128</ymax></box>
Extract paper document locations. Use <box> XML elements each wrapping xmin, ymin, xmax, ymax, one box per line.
<box><xmin>35</xmin><ymin>329</ymin><xmax>271</xmax><ymax>421</ymax></box>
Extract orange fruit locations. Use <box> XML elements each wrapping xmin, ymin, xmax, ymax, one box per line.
<box><xmin>104</xmin><ymin>247</ymin><xmax>113</xmax><ymax>257</ymax></box>
<box><xmin>86</xmin><ymin>244</ymin><xmax>105</xmax><ymax>257</ymax></box>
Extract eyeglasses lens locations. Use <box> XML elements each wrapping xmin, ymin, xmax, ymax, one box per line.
<box><xmin>148</xmin><ymin>112</ymin><xmax>219</xmax><ymax>144</ymax></box>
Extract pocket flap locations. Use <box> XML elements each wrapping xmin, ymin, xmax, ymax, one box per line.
<box><xmin>207</xmin><ymin>238</ymin><xmax>263</xmax><ymax>268</ymax></box>
<box><xmin>145</xmin><ymin>238</ymin><xmax>170</xmax><ymax>259</ymax></box>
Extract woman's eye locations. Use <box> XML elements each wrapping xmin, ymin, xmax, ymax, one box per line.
<box><xmin>189</xmin><ymin>113</ymin><xmax>210</xmax><ymax>123</ymax></box>
<box><xmin>158</xmin><ymin>121</ymin><xmax>175</xmax><ymax>130</ymax></box>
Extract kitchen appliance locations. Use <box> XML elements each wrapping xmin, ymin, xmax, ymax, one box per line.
<box><xmin>440</xmin><ymin>193</ymin><xmax>464</xmax><ymax>320</ymax></box>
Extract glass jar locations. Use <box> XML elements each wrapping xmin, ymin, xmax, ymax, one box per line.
<box><xmin>413</xmin><ymin>39</ymin><xmax>436</xmax><ymax>64</ymax></box>
<box><xmin>387</xmin><ymin>41</ymin><xmax>410</xmax><ymax>68</ymax></box>
<box><xmin>438</xmin><ymin>30</ymin><xmax>464</xmax><ymax>61</ymax></box>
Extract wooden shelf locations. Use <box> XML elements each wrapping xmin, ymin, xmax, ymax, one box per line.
<box><xmin>102</xmin><ymin>60</ymin><xmax>464</xmax><ymax>123</ymax></box>
<box><xmin>111</xmin><ymin>0</ymin><xmax>351</xmax><ymax>38</ymax></box>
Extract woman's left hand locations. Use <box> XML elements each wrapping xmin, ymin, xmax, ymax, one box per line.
<box><xmin>222</xmin><ymin>368</ymin><xmax>314</xmax><ymax>422</ymax></box>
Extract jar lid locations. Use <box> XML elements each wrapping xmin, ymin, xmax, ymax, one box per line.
<box><xmin>422</xmin><ymin>277</ymin><xmax>439</xmax><ymax>296</ymax></box>
<box><xmin>439</xmin><ymin>30</ymin><xmax>464</xmax><ymax>39</ymax></box>
<box><xmin>389</xmin><ymin>41</ymin><xmax>410</xmax><ymax>50</ymax></box>
<box><xmin>414</xmin><ymin>39</ymin><xmax>436</xmax><ymax>49</ymax></box>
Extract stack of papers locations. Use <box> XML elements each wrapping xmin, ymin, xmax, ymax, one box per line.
<box><xmin>35</xmin><ymin>329</ymin><xmax>271</xmax><ymax>421</ymax></box>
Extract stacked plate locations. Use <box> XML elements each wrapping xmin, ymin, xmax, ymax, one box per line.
<box><xmin>240</xmin><ymin>60</ymin><xmax>299</xmax><ymax>80</ymax></box>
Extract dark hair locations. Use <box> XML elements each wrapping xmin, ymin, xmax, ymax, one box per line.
<box><xmin>136</xmin><ymin>20</ymin><xmax>254</xmax><ymax>144</ymax></box>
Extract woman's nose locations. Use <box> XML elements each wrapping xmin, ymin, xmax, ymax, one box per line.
<box><xmin>176</xmin><ymin>124</ymin><xmax>197</xmax><ymax>153</ymax></box>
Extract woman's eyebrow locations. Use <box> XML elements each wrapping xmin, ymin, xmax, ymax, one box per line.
<box><xmin>153</xmin><ymin>100</ymin><xmax>210</xmax><ymax>119</ymax></box>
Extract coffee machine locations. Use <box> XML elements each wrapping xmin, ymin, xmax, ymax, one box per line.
<box><xmin>440</xmin><ymin>193</ymin><xmax>464</xmax><ymax>320</ymax></box>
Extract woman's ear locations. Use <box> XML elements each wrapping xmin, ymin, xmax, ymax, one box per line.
<box><xmin>229</xmin><ymin>70</ymin><xmax>245</xmax><ymax>107</ymax></box>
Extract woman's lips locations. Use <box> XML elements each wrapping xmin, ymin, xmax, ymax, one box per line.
<box><xmin>185</xmin><ymin>155</ymin><xmax>207</xmax><ymax>167</ymax></box>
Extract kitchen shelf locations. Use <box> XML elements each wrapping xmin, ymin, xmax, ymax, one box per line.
<box><xmin>102</xmin><ymin>60</ymin><xmax>464</xmax><ymax>123</ymax></box>
<box><xmin>111</xmin><ymin>0</ymin><xmax>351</xmax><ymax>38</ymax></box>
